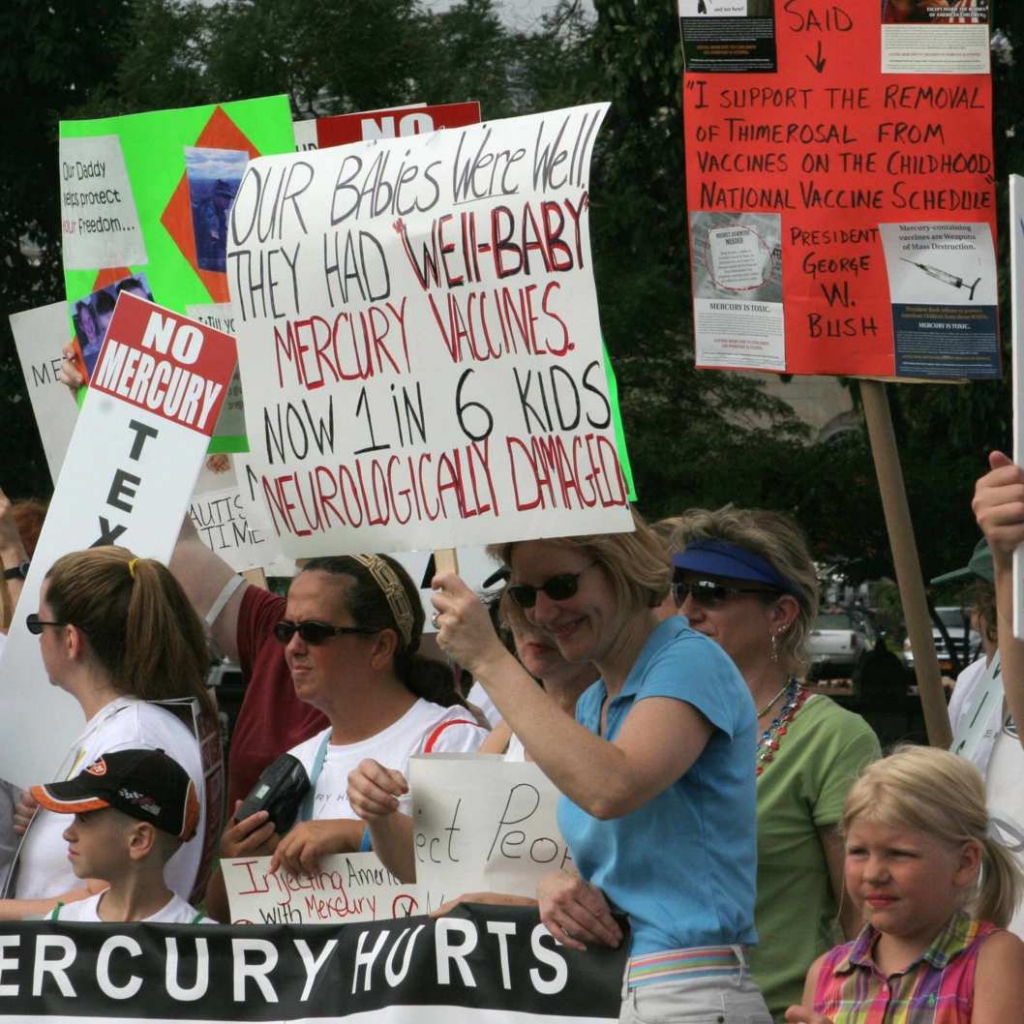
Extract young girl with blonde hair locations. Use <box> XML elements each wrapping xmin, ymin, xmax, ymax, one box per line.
<box><xmin>786</xmin><ymin>745</ymin><xmax>1024</xmax><ymax>1024</ymax></box>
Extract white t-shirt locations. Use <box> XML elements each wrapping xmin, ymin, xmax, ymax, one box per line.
<box><xmin>504</xmin><ymin>732</ymin><xmax>527</xmax><ymax>762</ymax></box>
<box><xmin>289</xmin><ymin>700</ymin><xmax>486</xmax><ymax>821</ymax></box>
<box><xmin>47</xmin><ymin>890</ymin><xmax>212</xmax><ymax>924</ymax></box>
<box><xmin>985</xmin><ymin>714</ymin><xmax>1024</xmax><ymax>939</ymax></box>
<box><xmin>467</xmin><ymin>681</ymin><xmax>501</xmax><ymax>728</ymax></box>
<box><xmin>15</xmin><ymin>696</ymin><xmax>205</xmax><ymax>902</ymax></box>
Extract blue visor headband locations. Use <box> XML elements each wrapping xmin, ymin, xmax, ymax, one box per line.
<box><xmin>671</xmin><ymin>539</ymin><xmax>800</xmax><ymax>600</ymax></box>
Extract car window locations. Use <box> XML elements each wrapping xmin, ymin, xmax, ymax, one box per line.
<box><xmin>936</xmin><ymin>607</ymin><xmax>966</xmax><ymax>630</ymax></box>
<box><xmin>815</xmin><ymin>613</ymin><xmax>853</xmax><ymax>629</ymax></box>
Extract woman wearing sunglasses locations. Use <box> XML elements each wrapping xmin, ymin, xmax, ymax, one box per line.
<box><xmin>204</xmin><ymin>553</ymin><xmax>486</xmax><ymax>920</ymax></box>
<box><xmin>427</xmin><ymin>510</ymin><xmax>770</xmax><ymax>1023</ymax></box>
<box><xmin>2</xmin><ymin>546</ymin><xmax>213</xmax><ymax>920</ymax></box>
<box><xmin>668</xmin><ymin>507</ymin><xmax>880</xmax><ymax>1021</ymax></box>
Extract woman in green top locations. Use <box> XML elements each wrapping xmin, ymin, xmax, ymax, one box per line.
<box><xmin>666</xmin><ymin>507</ymin><xmax>881</xmax><ymax>1022</ymax></box>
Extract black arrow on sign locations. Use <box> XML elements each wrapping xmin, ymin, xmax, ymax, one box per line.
<box><xmin>806</xmin><ymin>40</ymin><xmax>827</xmax><ymax>73</ymax></box>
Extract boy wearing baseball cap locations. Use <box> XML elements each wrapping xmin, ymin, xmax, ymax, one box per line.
<box><xmin>31</xmin><ymin>749</ymin><xmax>212</xmax><ymax>923</ymax></box>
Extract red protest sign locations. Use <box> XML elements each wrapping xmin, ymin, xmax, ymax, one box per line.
<box><xmin>316</xmin><ymin>101</ymin><xmax>481</xmax><ymax>148</ymax></box>
<box><xmin>89</xmin><ymin>292</ymin><xmax>237</xmax><ymax>435</ymax></box>
<box><xmin>682</xmin><ymin>4</ymin><xmax>997</xmax><ymax>379</ymax></box>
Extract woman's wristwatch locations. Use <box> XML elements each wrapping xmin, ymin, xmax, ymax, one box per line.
<box><xmin>2</xmin><ymin>560</ymin><xmax>30</xmax><ymax>581</ymax></box>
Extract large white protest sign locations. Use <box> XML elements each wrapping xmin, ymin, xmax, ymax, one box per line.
<box><xmin>0</xmin><ymin>907</ymin><xmax>623</xmax><ymax>1022</ymax></box>
<box><xmin>10</xmin><ymin>301</ymin><xmax>79</xmax><ymax>485</ymax></box>
<box><xmin>227</xmin><ymin>104</ymin><xmax>633</xmax><ymax>557</ymax></box>
<box><xmin>410</xmin><ymin>754</ymin><xmax>571</xmax><ymax>906</ymax></box>
<box><xmin>223</xmin><ymin>851</ymin><xmax>425</xmax><ymax>925</ymax></box>
<box><xmin>0</xmin><ymin>294</ymin><xmax>236</xmax><ymax>788</ymax></box>
<box><xmin>1012</xmin><ymin>176</ymin><xmax>1024</xmax><ymax>639</ymax></box>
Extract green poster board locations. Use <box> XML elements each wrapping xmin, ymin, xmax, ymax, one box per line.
<box><xmin>59</xmin><ymin>95</ymin><xmax>295</xmax><ymax>452</ymax></box>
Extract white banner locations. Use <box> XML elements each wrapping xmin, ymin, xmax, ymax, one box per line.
<box><xmin>227</xmin><ymin>103</ymin><xmax>633</xmax><ymax>557</ymax></box>
<box><xmin>410</xmin><ymin>754</ymin><xmax>572</xmax><ymax>905</ymax></box>
<box><xmin>1012</xmin><ymin>175</ymin><xmax>1024</xmax><ymax>639</ymax></box>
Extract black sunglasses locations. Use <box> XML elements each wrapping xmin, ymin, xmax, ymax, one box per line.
<box><xmin>672</xmin><ymin>579</ymin><xmax>779</xmax><ymax>609</ymax></box>
<box><xmin>507</xmin><ymin>564</ymin><xmax>595</xmax><ymax>609</ymax></box>
<box><xmin>272</xmin><ymin>620</ymin><xmax>378</xmax><ymax>645</ymax></box>
<box><xmin>26</xmin><ymin>613</ymin><xmax>67</xmax><ymax>635</ymax></box>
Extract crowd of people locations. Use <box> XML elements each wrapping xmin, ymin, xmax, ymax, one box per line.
<box><xmin>2</xmin><ymin>454</ymin><xmax>1024</xmax><ymax>1024</ymax></box>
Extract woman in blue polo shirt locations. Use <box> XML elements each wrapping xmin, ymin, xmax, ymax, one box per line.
<box><xmin>431</xmin><ymin>510</ymin><xmax>770</xmax><ymax>1023</ymax></box>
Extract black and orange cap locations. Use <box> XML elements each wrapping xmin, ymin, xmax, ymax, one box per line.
<box><xmin>31</xmin><ymin>748</ymin><xmax>200</xmax><ymax>841</ymax></box>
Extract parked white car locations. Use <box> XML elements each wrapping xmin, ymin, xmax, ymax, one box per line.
<box><xmin>808</xmin><ymin>610</ymin><xmax>873</xmax><ymax>678</ymax></box>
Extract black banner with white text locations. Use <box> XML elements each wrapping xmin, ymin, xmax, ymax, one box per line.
<box><xmin>0</xmin><ymin>906</ymin><xmax>624</xmax><ymax>1022</ymax></box>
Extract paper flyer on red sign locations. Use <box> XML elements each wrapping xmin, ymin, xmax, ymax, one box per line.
<box><xmin>681</xmin><ymin>2</ymin><xmax>997</xmax><ymax>379</ymax></box>
<box><xmin>227</xmin><ymin>103</ymin><xmax>633</xmax><ymax>557</ymax></box>
<box><xmin>0</xmin><ymin>296</ymin><xmax>236</xmax><ymax>788</ymax></box>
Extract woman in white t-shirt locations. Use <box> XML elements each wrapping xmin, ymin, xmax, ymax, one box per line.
<box><xmin>2</xmin><ymin>546</ymin><xmax>214</xmax><ymax>920</ymax></box>
<box><xmin>207</xmin><ymin>554</ymin><xmax>486</xmax><ymax>921</ymax></box>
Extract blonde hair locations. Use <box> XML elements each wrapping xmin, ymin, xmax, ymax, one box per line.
<box><xmin>488</xmin><ymin>506</ymin><xmax>671</xmax><ymax>615</ymax></box>
<box><xmin>843</xmin><ymin>746</ymin><xmax>1022</xmax><ymax>927</ymax></box>
<box><xmin>0</xmin><ymin>581</ymin><xmax>12</xmax><ymax>633</ymax></box>
<box><xmin>666</xmin><ymin>506</ymin><xmax>819</xmax><ymax>673</ymax></box>
<box><xmin>45</xmin><ymin>546</ymin><xmax>215</xmax><ymax>718</ymax></box>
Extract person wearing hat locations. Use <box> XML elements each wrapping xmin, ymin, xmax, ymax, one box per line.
<box><xmin>935</xmin><ymin>538</ymin><xmax>1000</xmax><ymax>774</ymax></box>
<box><xmin>666</xmin><ymin>506</ymin><xmax>879</xmax><ymax>1022</ymax></box>
<box><xmin>33</xmin><ymin>749</ymin><xmax>212</xmax><ymax>924</ymax></box>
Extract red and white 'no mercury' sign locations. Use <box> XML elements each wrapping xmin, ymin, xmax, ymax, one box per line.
<box><xmin>316</xmin><ymin>101</ymin><xmax>481</xmax><ymax>148</ymax></box>
<box><xmin>0</xmin><ymin>295</ymin><xmax>236</xmax><ymax>789</ymax></box>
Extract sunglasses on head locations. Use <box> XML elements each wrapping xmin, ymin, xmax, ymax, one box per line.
<box><xmin>25</xmin><ymin>613</ymin><xmax>67</xmax><ymax>635</ymax></box>
<box><xmin>507</xmin><ymin>563</ymin><xmax>595</xmax><ymax>609</ymax></box>
<box><xmin>272</xmin><ymin>620</ymin><xmax>378</xmax><ymax>645</ymax></box>
<box><xmin>672</xmin><ymin>579</ymin><xmax>780</xmax><ymax>609</ymax></box>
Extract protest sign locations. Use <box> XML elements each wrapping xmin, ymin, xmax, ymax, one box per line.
<box><xmin>409</xmin><ymin>754</ymin><xmax>571</xmax><ymax>907</ymax></box>
<box><xmin>0</xmin><ymin>906</ymin><xmax>623</xmax><ymax>1022</ymax></box>
<box><xmin>10</xmin><ymin>302</ymin><xmax>79</xmax><ymax>485</ymax></box>
<box><xmin>682</xmin><ymin>4</ymin><xmax>997</xmax><ymax>378</ymax></box>
<box><xmin>188</xmin><ymin>456</ymin><xmax>278</xmax><ymax>574</ymax></box>
<box><xmin>0</xmin><ymin>294</ymin><xmax>236</xmax><ymax>789</ymax></box>
<box><xmin>311</xmin><ymin>101</ymin><xmax>483</xmax><ymax>149</ymax></box>
<box><xmin>223</xmin><ymin>852</ymin><xmax>425</xmax><ymax>925</ymax></box>
<box><xmin>1011</xmin><ymin>175</ymin><xmax>1024</xmax><ymax>639</ymax></box>
<box><xmin>227</xmin><ymin>103</ymin><xmax>634</xmax><ymax>557</ymax></box>
<box><xmin>59</xmin><ymin>95</ymin><xmax>294</xmax><ymax>451</ymax></box>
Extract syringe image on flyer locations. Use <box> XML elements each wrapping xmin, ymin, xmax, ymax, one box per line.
<box><xmin>879</xmin><ymin>222</ymin><xmax>999</xmax><ymax>379</ymax></box>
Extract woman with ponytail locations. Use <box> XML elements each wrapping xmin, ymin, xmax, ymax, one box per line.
<box><xmin>5</xmin><ymin>546</ymin><xmax>212</xmax><ymax>919</ymax></box>
<box><xmin>204</xmin><ymin>555</ymin><xmax>486</xmax><ymax>921</ymax></box>
<box><xmin>787</xmin><ymin>746</ymin><xmax>1024</xmax><ymax>1024</ymax></box>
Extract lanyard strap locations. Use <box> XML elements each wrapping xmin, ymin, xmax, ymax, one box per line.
<box><xmin>299</xmin><ymin>731</ymin><xmax>332</xmax><ymax>823</ymax></box>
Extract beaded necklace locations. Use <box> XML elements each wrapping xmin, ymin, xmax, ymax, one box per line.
<box><xmin>755</xmin><ymin>677</ymin><xmax>807</xmax><ymax>776</ymax></box>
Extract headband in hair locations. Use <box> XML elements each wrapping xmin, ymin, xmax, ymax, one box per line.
<box><xmin>671</xmin><ymin>539</ymin><xmax>801</xmax><ymax>600</ymax></box>
<box><xmin>353</xmin><ymin>555</ymin><xmax>415</xmax><ymax>647</ymax></box>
